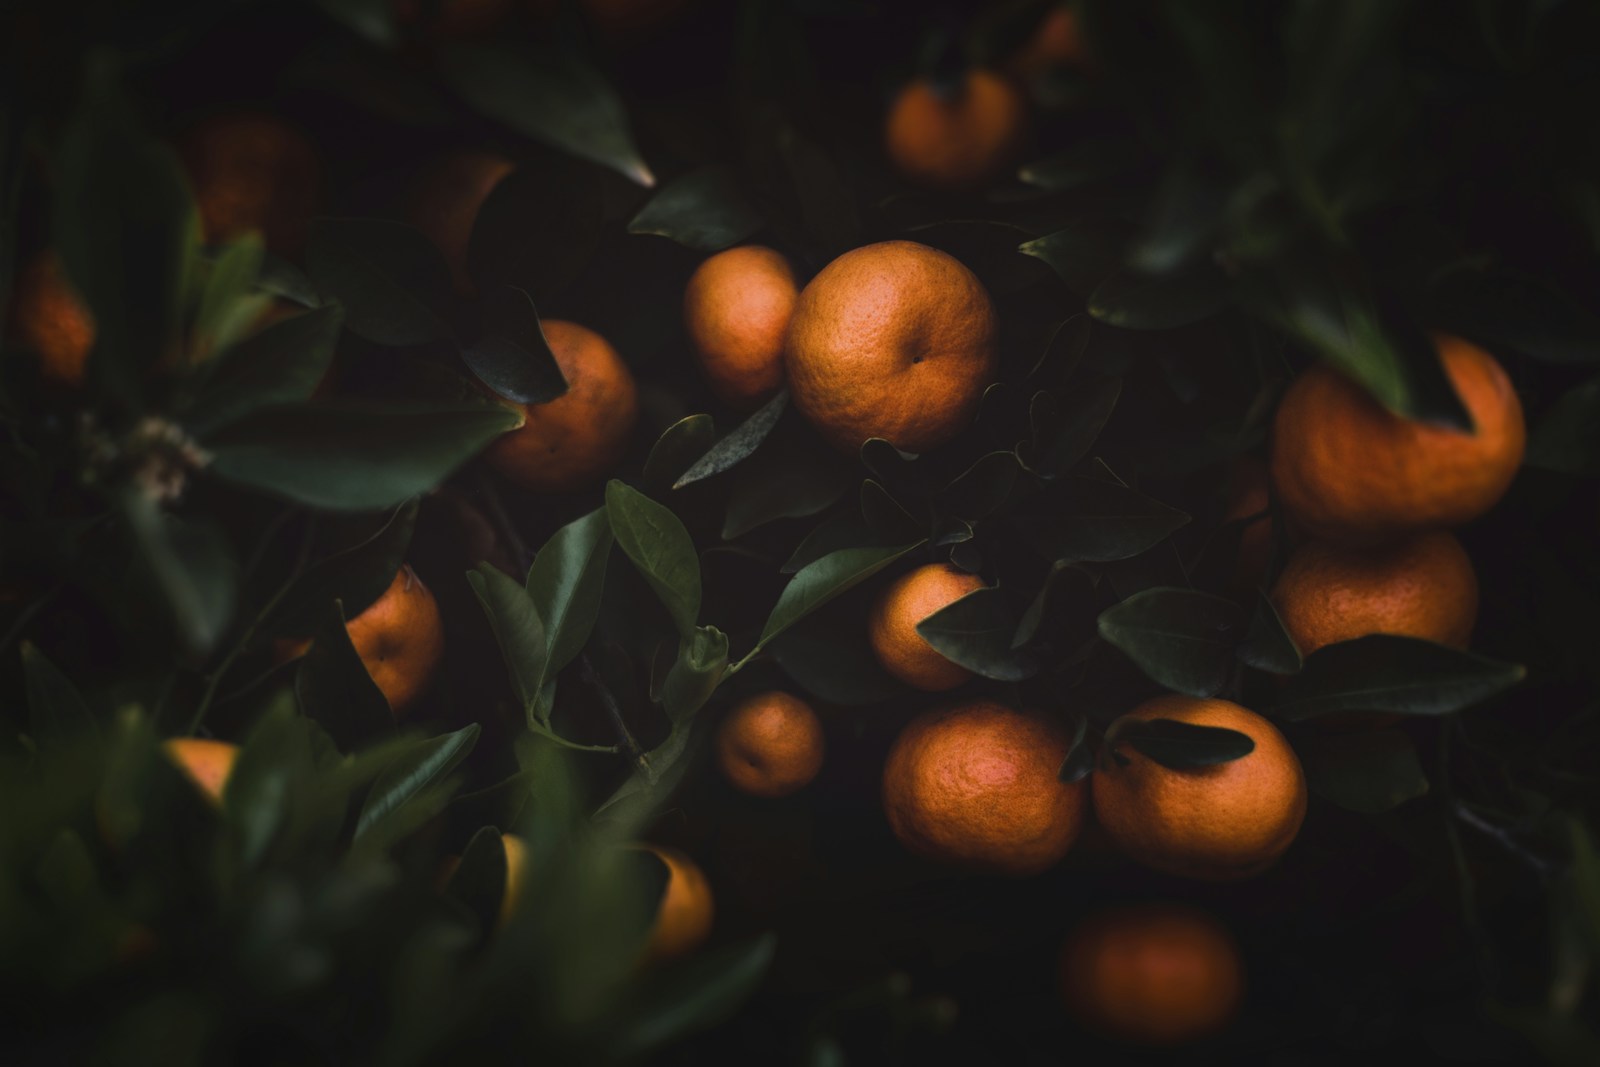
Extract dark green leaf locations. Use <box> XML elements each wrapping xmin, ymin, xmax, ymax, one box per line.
<box><xmin>757</xmin><ymin>542</ymin><xmax>921</xmax><ymax>649</ymax></box>
<box><xmin>304</xmin><ymin>218</ymin><xmax>456</xmax><ymax>346</ymax></box>
<box><xmin>1436</xmin><ymin>273</ymin><xmax>1600</xmax><ymax>365</ymax></box>
<box><xmin>191</xmin><ymin>234</ymin><xmax>265</xmax><ymax>358</ymax></box>
<box><xmin>607</xmin><ymin>934</ymin><xmax>777</xmax><ymax>1060</ymax></box>
<box><xmin>1057</xmin><ymin>715</ymin><xmax>1094</xmax><ymax>784</ymax></box>
<box><xmin>722</xmin><ymin>447</ymin><xmax>853</xmax><ymax>540</ymax></box>
<box><xmin>467</xmin><ymin>563</ymin><xmax>546</xmax><ymax>712</ymax></box>
<box><xmin>935</xmin><ymin>451</ymin><xmax>1019</xmax><ymax>522</ymax></box>
<box><xmin>628</xmin><ymin>167</ymin><xmax>763</xmax><ymax>252</ymax></box>
<box><xmin>208</xmin><ymin>402</ymin><xmax>519</xmax><ymax>511</ymax></box>
<box><xmin>768</xmin><ymin>591</ymin><xmax>902</xmax><ymax>705</ymax></box>
<box><xmin>606</xmin><ymin>481</ymin><xmax>701</xmax><ymax>636</ymax></box>
<box><xmin>1025</xmin><ymin>478</ymin><xmax>1190</xmax><ymax>562</ymax></box>
<box><xmin>187</xmin><ymin>303</ymin><xmax>344</xmax><ymax>438</ymax></box>
<box><xmin>462</xmin><ymin>286</ymin><xmax>568</xmax><ymax>404</ymax></box>
<box><xmin>446</xmin><ymin>826</ymin><xmax>509</xmax><ymax>934</ymax></box>
<box><xmin>468</xmin><ymin>159</ymin><xmax>603</xmax><ymax>304</ymax></box>
<box><xmin>777</xmin><ymin>125</ymin><xmax>860</xmax><ymax>257</ymax></box>
<box><xmin>355</xmin><ymin>724</ymin><xmax>480</xmax><ymax>841</ymax></box>
<box><xmin>903</xmin><ymin>219</ymin><xmax>1048</xmax><ymax>294</ymax></box>
<box><xmin>1300</xmin><ymin>728</ymin><xmax>1429</xmax><ymax>814</ymax></box>
<box><xmin>1526</xmin><ymin>373</ymin><xmax>1600</xmax><ymax>475</ymax></box>
<box><xmin>780</xmin><ymin>509</ymin><xmax>879</xmax><ymax>574</ymax></box>
<box><xmin>22</xmin><ymin>642</ymin><xmax>99</xmax><ymax>750</ymax></box>
<box><xmin>261</xmin><ymin>501</ymin><xmax>418</xmax><ymax>639</ymax></box>
<box><xmin>1112</xmin><ymin>717</ymin><xmax>1256</xmax><ymax>769</ymax></box>
<box><xmin>644</xmin><ymin>415</ymin><xmax>717</xmax><ymax>495</ymax></box>
<box><xmin>1097</xmin><ymin>587</ymin><xmax>1247</xmax><ymax>698</ymax></box>
<box><xmin>1237</xmin><ymin>590</ymin><xmax>1302</xmax><ymax>674</ymax></box>
<box><xmin>1022</xmin><ymin>378</ymin><xmax>1121</xmax><ymax>478</ymax></box>
<box><xmin>1272</xmin><ymin>635</ymin><xmax>1525</xmax><ymax>722</ymax></box>
<box><xmin>526</xmin><ymin>508</ymin><xmax>614</xmax><ymax>680</ymax></box>
<box><xmin>917</xmin><ymin>586</ymin><xmax>1038</xmax><ymax>681</ymax></box>
<box><xmin>438</xmin><ymin>41</ymin><xmax>653</xmax><ymax>187</ymax></box>
<box><xmin>119</xmin><ymin>493</ymin><xmax>237</xmax><ymax>659</ymax></box>
<box><xmin>1013</xmin><ymin>560</ymin><xmax>1096</xmax><ymax>650</ymax></box>
<box><xmin>311</xmin><ymin>0</ymin><xmax>399</xmax><ymax>47</ymax></box>
<box><xmin>1087</xmin><ymin>264</ymin><xmax>1230</xmax><ymax>330</ymax></box>
<box><xmin>862</xmin><ymin>480</ymin><xmax>923</xmax><ymax>542</ymax></box>
<box><xmin>661</xmin><ymin>625</ymin><xmax>729</xmax><ymax>723</ymax></box>
<box><xmin>1018</xmin><ymin>217</ymin><xmax>1132</xmax><ymax>295</ymax></box>
<box><xmin>594</xmin><ymin>719</ymin><xmax>703</xmax><ymax>830</ymax></box>
<box><xmin>675</xmin><ymin>391</ymin><xmax>789</xmax><ymax>488</ymax></box>
<box><xmin>295</xmin><ymin>600</ymin><xmax>394</xmax><ymax>751</ymax></box>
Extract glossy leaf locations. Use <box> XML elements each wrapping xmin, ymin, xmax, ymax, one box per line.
<box><xmin>917</xmin><ymin>586</ymin><xmax>1039</xmax><ymax>681</ymax></box>
<box><xmin>1272</xmin><ymin>635</ymin><xmax>1525</xmax><ymax>722</ymax></box>
<box><xmin>1237</xmin><ymin>590</ymin><xmax>1303</xmax><ymax>674</ymax></box>
<box><xmin>304</xmin><ymin>218</ymin><xmax>456</xmax><ymax>346</ymax></box>
<box><xmin>721</xmin><ymin>448</ymin><xmax>853</xmax><ymax>540</ymax></box>
<box><xmin>660</xmin><ymin>625</ymin><xmax>729</xmax><ymax>723</ymax></box>
<box><xmin>675</xmin><ymin>391</ymin><xmax>789</xmax><ymax>488</ymax></box>
<box><xmin>468</xmin><ymin>158</ymin><xmax>603</xmax><ymax>303</ymax></box>
<box><xmin>261</xmin><ymin>502</ymin><xmax>418</xmax><ymax>640</ymax></box>
<box><xmin>627</xmin><ymin>167</ymin><xmax>763</xmax><ymax>252</ymax></box>
<box><xmin>462</xmin><ymin>286</ymin><xmax>567</xmax><ymax>404</ymax></box>
<box><xmin>1300</xmin><ymin>728</ymin><xmax>1429</xmax><ymax>814</ymax></box>
<box><xmin>1018</xmin><ymin>217</ymin><xmax>1132</xmax><ymax>295</ymax></box>
<box><xmin>644</xmin><ymin>415</ymin><xmax>716</xmax><ymax>494</ymax></box>
<box><xmin>294</xmin><ymin>600</ymin><xmax>393</xmax><ymax>753</ymax></box>
<box><xmin>525</xmin><ymin>508</ymin><xmax>614</xmax><ymax>680</ymax></box>
<box><xmin>1022</xmin><ymin>378</ymin><xmax>1122</xmax><ymax>478</ymax></box>
<box><xmin>355</xmin><ymin>724</ymin><xmax>481</xmax><ymax>841</ymax></box>
<box><xmin>1087</xmin><ymin>264</ymin><xmax>1230</xmax><ymax>330</ymax></box>
<box><xmin>1111</xmin><ymin>717</ymin><xmax>1256</xmax><ymax>769</ymax></box>
<box><xmin>606</xmin><ymin>481</ymin><xmax>701</xmax><ymax>636</ymax></box>
<box><xmin>1025</xmin><ymin>478</ymin><xmax>1190</xmax><ymax>562</ymax></box>
<box><xmin>467</xmin><ymin>563</ymin><xmax>547</xmax><ymax>712</ymax></box>
<box><xmin>1057</xmin><ymin>715</ymin><xmax>1094</xmax><ymax>784</ymax></box>
<box><xmin>935</xmin><ymin>451</ymin><xmax>1020</xmax><ymax>522</ymax></box>
<box><xmin>1098</xmin><ymin>587</ymin><xmax>1247</xmax><ymax>697</ymax></box>
<box><xmin>607</xmin><ymin>934</ymin><xmax>778</xmax><ymax>1060</ymax></box>
<box><xmin>757</xmin><ymin>542</ymin><xmax>921</xmax><ymax>649</ymax></box>
<box><xmin>187</xmin><ymin>303</ymin><xmax>344</xmax><ymax>438</ymax></box>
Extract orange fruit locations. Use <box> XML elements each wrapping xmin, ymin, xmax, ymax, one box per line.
<box><xmin>1271</xmin><ymin>336</ymin><xmax>1525</xmax><ymax>542</ymax></box>
<box><xmin>485</xmin><ymin>319</ymin><xmax>640</xmax><ymax>492</ymax></box>
<box><xmin>1061</xmin><ymin>903</ymin><xmax>1243</xmax><ymax>1045</ymax></box>
<box><xmin>868</xmin><ymin>563</ymin><xmax>985</xmax><ymax>691</ymax></box>
<box><xmin>715</xmin><ymin>690</ymin><xmax>825</xmax><ymax>798</ymax></box>
<box><xmin>346</xmin><ymin>564</ymin><xmax>446</xmax><ymax>716</ymax></box>
<box><xmin>640</xmin><ymin>844</ymin><xmax>714</xmax><ymax>962</ymax></box>
<box><xmin>162</xmin><ymin>738</ymin><xmax>240</xmax><ymax>807</ymax></box>
<box><xmin>177</xmin><ymin>113</ymin><xmax>321</xmax><ymax>255</ymax></box>
<box><xmin>785</xmin><ymin>240</ymin><xmax>998</xmax><ymax>454</ymax></box>
<box><xmin>1271</xmin><ymin>530</ymin><xmax>1479</xmax><ymax>657</ymax></box>
<box><xmin>10</xmin><ymin>251</ymin><xmax>93</xmax><ymax>385</ymax></box>
<box><xmin>499</xmin><ymin>831</ymin><xmax>529</xmax><ymax>927</ymax></box>
<box><xmin>885</xmin><ymin>70</ymin><xmax>1029</xmax><ymax>191</ymax></box>
<box><xmin>1093</xmin><ymin>697</ymin><xmax>1306</xmax><ymax>880</ymax></box>
<box><xmin>683</xmin><ymin>245</ymin><xmax>798</xmax><ymax>411</ymax></box>
<box><xmin>405</xmin><ymin>150</ymin><xmax>515</xmax><ymax>293</ymax></box>
<box><xmin>882</xmin><ymin>701</ymin><xmax>1087</xmax><ymax>875</ymax></box>
<box><xmin>1009</xmin><ymin>5</ymin><xmax>1089</xmax><ymax>80</ymax></box>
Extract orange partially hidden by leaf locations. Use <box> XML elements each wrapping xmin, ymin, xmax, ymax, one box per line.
<box><xmin>485</xmin><ymin>320</ymin><xmax>639</xmax><ymax>493</ymax></box>
<box><xmin>405</xmin><ymin>150</ymin><xmax>515</xmax><ymax>293</ymax></box>
<box><xmin>885</xmin><ymin>70</ymin><xmax>1029</xmax><ymax>192</ymax></box>
<box><xmin>346</xmin><ymin>564</ymin><xmax>446</xmax><ymax>716</ymax></box>
<box><xmin>1061</xmin><ymin>904</ymin><xmax>1244</xmax><ymax>1045</ymax></box>
<box><xmin>715</xmin><ymin>690</ymin><xmax>825</xmax><ymax>798</ymax></box>
<box><xmin>1010</xmin><ymin>5</ymin><xmax>1089</xmax><ymax>79</ymax></box>
<box><xmin>10</xmin><ymin>251</ymin><xmax>94</xmax><ymax>386</ymax></box>
<box><xmin>1092</xmin><ymin>697</ymin><xmax>1306</xmax><ymax>881</ymax></box>
<box><xmin>882</xmin><ymin>701</ymin><xmax>1087</xmax><ymax>875</ymax></box>
<box><xmin>1270</xmin><ymin>336</ymin><xmax>1525</xmax><ymax>543</ymax></box>
<box><xmin>683</xmin><ymin>245</ymin><xmax>798</xmax><ymax>411</ymax></box>
<box><xmin>177</xmin><ymin>113</ymin><xmax>321</xmax><ymax>255</ymax></box>
<box><xmin>868</xmin><ymin>563</ymin><xmax>985</xmax><ymax>692</ymax></box>
<box><xmin>639</xmin><ymin>844</ymin><xmax>714</xmax><ymax>962</ymax></box>
<box><xmin>785</xmin><ymin>240</ymin><xmax>998</xmax><ymax>454</ymax></box>
<box><xmin>1222</xmin><ymin>455</ymin><xmax>1275</xmax><ymax>596</ymax></box>
<box><xmin>163</xmin><ymin>738</ymin><xmax>241</xmax><ymax>806</ymax></box>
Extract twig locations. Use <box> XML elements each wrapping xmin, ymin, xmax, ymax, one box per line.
<box><xmin>1453</xmin><ymin>803</ymin><xmax>1557</xmax><ymax>879</ymax></box>
<box><xmin>579</xmin><ymin>652</ymin><xmax>642</xmax><ymax>764</ymax></box>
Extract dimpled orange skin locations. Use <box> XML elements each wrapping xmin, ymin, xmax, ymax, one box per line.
<box><xmin>1271</xmin><ymin>336</ymin><xmax>1526</xmax><ymax>543</ymax></box>
<box><xmin>641</xmin><ymin>845</ymin><xmax>714</xmax><ymax>962</ymax></box>
<box><xmin>785</xmin><ymin>241</ymin><xmax>998</xmax><ymax>454</ymax></box>
<box><xmin>163</xmin><ymin>738</ymin><xmax>240</xmax><ymax>807</ymax></box>
<box><xmin>177</xmin><ymin>113</ymin><xmax>320</xmax><ymax>255</ymax></box>
<box><xmin>486</xmin><ymin>320</ymin><xmax>640</xmax><ymax>493</ymax></box>
<box><xmin>715</xmin><ymin>691</ymin><xmax>826</xmax><ymax>798</ymax></box>
<box><xmin>885</xmin><ymin>70</ymin><xmax>1029</xmax><ymax>192</ymax></box>
<box><xmin>1093</xmin><ymin>697</ymin><xmax>1307</xmax><ymax>881</ymax></box>
<box><xmin>1272</xmin><ymin>530</ymin><xmax>1479</xmax><ymax>657</ymax></box>
<box><xmin>346</xmin><ymin>564</ymin><xmax>445</xmax><ymax>716</ymax></box>
<box><xmin>11</xmin><ymin>252</ymin><xmax>93</xmax><ymax>385</ymax></box>
<box><xmin>406</xmin><ymin>151</ymin><xmax>515</xmax><ymax>293</ymax></box>
<box><xmin>1061</xmin><ymin>904</ymin><xmax>1244</xmax><ymax>1046</ymax></box>
<box><xmin>882</xmin><ymin>701</ymin><xmax>1087</xmax><ymax>875</ymax></box>
<box><xmin>683</xmin><ymin>246</ymin><xmax>799</xmax><ymax>411</ymax></box>
<box><xmin>868</xmin><ymin>563</ymin><xmax>986</xmax><ymax>691</ymax></box>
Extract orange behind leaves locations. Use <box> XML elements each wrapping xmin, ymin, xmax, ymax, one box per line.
<box><xmin>1092</xmin><ymin>697</ymin><xmax>1306</xmax><ymax>881</ymax></box>
<box><xmin>683</xmin><ymin>245</ymin><xmax>798</xmax><ymax>411</ymax></box>
<box><xmin>10</xmin><ymin>252</ymin><xmax>94</xmax><ymax>385</ymax></box>
<box><xmin>177</xmin><ymin>113</ymin><xmax>321</xmax><ymax>255</ymax></box>
<box><xmin>1272</xmin><ymin>530</ymin><xmax>1479</xmax><ymax>657</ymax></box>
<box><xmin>163</xmin><ymin>738</ymin><xmax>240</xmax><ymax>807</ymax></box>
<box><xmin>1271</xmin><ymin>336</ymin><xmax>1525</xmax><ymax>542</ymax></box>
<box><xmin>1061</xmin><ymin>903</ymin><xmax>1244</xmax><ymax>1045</ymax></box>
<box><xmin>785</xmin><ymin>240</ymin><xmax>998</xmax><ymax>454</ymax></box>
<box><xmin>882</xmin><ymin>701</ymin><xmax>1087</xmax><ymax>875</ymax></box>
<box><xmin>885</xmin><ymin>70</ymin><xmax>1029</xmax><ymax>192</ymax></box>
<box><xmin>485</xmin><ymin>320</ymin><xmax>640</xmax><ymax>493</ymax></box>
<box><xmin>715</xmin><ymin>690</ymin><xmax>825</xmax><ymax>798</ymax></box>
<box><xmin>640</xmin><ymin>845</ymin><xmax>714</xmax><ymax>962</ymax></box>
<box><xmin>406</xmin><ymin>150</ymin><xmax>515</xmax><ymax>293</ymax></box>
<box><xmin>868</xmin><ymin>563</ymin><xmax>985</xmax><ymax>692</ymax></box>
<box><xmin>347</xmin><ymin>564</ymin><xmax>446</xmax><ymax>716</ymax></box>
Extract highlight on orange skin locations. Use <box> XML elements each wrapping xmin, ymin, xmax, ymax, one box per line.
<box><xmin>10</xmin><ymin>251</ymin><xmax>94</xmax><ymax>386</ymax></box>
<box><xmin>639</xmin><ymin>844</ymin><xmax>714</xmax><ymax>962</ymax></box>
<box><xmin>163</xmin><ymin>738</ymin><xmax>241</xmax><ymax>807</ymax></box>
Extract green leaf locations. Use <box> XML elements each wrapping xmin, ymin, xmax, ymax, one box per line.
<box><xmin>295</xmin><ymin>600</ymin><xmax>394</xmax><ymax>751</ymax></box>
<box><xmin>1024</xmin><ymin>478</ymin><xmax>1190</xmax><ymax>562</ymax></box>
<box><xmin>757</xmin><ymin>542</ymin><xmax>922</xmax><ymax>649</ymax></box>
<box><xmin>468</xmin><ymin>159</ymin><xmax>603</xmax><ymax>305</ymax></box>
<box><xmin>916</xmin><ymin>586</ymin><xmax>1038</xmax><ymax>681</ymax></box>
<box><xmin>1271</xmin><ymin>635</ymin><xmax>1525</xmax><ymax>722</ymax></box>
<box><xmin>606</xmin><ymin>481</ymin><xmax>701</xmax><ymax>637</ymax></box>
<box><xmin>467</xmin><ymin>563</ymin><xmax>547</xmax><ymax>712</ymax></box>
<box><xmin>526</xmin><ymin>508</ymin><xmax>614</xmax><ymax>682</ymax></box>
<box><xmin>311</xmin><ymin>0</ymin><xmax>399</xmax><ymax>47</ymax></box>
<box><xmin>935</xmin><ymin>451</ymin><xmax>1019</xmax><ymax>522</ymax></box>
<box><xmin>1013</xmin><ymin>560</ymin><xmax>1095</xmax><ymax>650</ymax></box>
<box><xmin>1435</xmin><ymin>272</ymin><xmax>1600</xmax><ymax>365</ymax></box>
<box><xmin>260</xmin><ymin>501</ymin><xmax>418</xmax><ymax>640</ymax></box>
<box><xmin>186</xmin><ymin>303</ymin><xmax>344</xmax><ymax>438</ymax></box>
<box><xmin>1057</xmin><ymin>716</ymin><xmax>1094</xmax><ymax>784</ymax></box>
<box><xmin>1526</xmin><ymin>373</ymin><xmax>1600</xmax><ymax>475</ymax></box>
<box><xmin>674</xmin><ymin>391</ymin><xmax>788</xmax><ymax>489</ymax></box>
<box><xmin>462</xmin><ymin>286</ymin><xmax>568</xmax><ymax>405</ymax></box>
<box><xmin>438</xmin><ymin>40</ymin><xmax>654</xmax><ymax>187</ymax></box>
<box><xmin>1237</xmin><ymin>590</ymin><xmax>1302</xmax><ymax>674</ymax></box>
<box><xmin>781</xmin><ymin>510</ymin><xmax>879</xmax><ymax>575</ymax></box>
<box><xmin>446</xmin><ymin>826</ymin><xmax>509</xmax><ymax>934</ymax></box>
<box><xmin>1087</xmin><ymin>264</ymin><xmax>1230</xmax><ymax>330</ymax></box>
<box><xmin>355</xmin><ymin>724</ymin><xmax>480</xmax><ymax>841</ymax></box>
<box><xmin>627</xmin><ymin>167</ymin><xmax>764</xmax><ymax>252</ymax></box>
<box><xmin>661</xmin><ymin>625</ymin><xmax>729</xmax><ymax>723</ymax></box>
<box><xmin>607</xmin><ymin>933</ymin><xmax>777</xmax><ymax>1060</ymax></box>
<box><xmin>191</xmin><ymin>233</ymin><xmax>265</xmax><ymax>359</ymax></box>
<box><xmin>1097</xmin><ymin>587</ymin><xmax>1247</xmax><ymax>698</ymax></box>
<box><xmin>22</xmin><ymin>642</ymin><xmax>99</xmax><ymax>750</ymax></box>
<box><xmin>1300</xmin><ymin>728</ymin><xmax>1429</xmax><ymax>814</ymax></box>
<box><xmin>644</xmin><ymin>415</ymin><xmax>717</xmax><ymax>494</ymax></box>
<box><xmin>1018</xmin><ymin>218</ymin><xmax>1132</xmax><ymax>295</ymax></box>
<box><xmin>119</xmin><ymin>492</ymin><xmax>237</xmax><ymax>659</ymax></box>
<box><xmin>861</xmin><ymin>480</ymin><xmax>923</xmax><ymax>542</ymax></box>
<box><xmin>722</xmin><ymin>447</ymin><xmax>853</xmax><ymax>540</ymax></box>
<box><xmin>768</xmin><ymin>592</ymin><xmax>902</xmax><ymax>706</ymax></box>
<box><xmin>1021</xmin><ymin>378</ymin><xmax>1122</xmax><ymax>478</ymax></box>
<box><xmin>304</xmin><ymin>218</ymin><xmax>456</xmax><ymax>346</ymax></box>
<box><xmin>207</xmin><ymin>402</ymin><xmax>519</xmax><ymax>511</ymax></box>
<box><xmin>594</xmin><ymin>719</ymin><xmax>703</xmax><ymax>830</ymax></box>
<box><xmin>1111</xmin><ymin>717</ymin><xmax>1256</xmax><ymax>769</ymax></box>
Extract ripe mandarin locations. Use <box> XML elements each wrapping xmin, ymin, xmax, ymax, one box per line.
<box><xmin>683</xmin><ymin>245</ymin><xmax>798</xmax><ymax>411</ymax></box>
<box><xmin>885</xmin><ymin>70</ymin><xmax>1029</xmax><ymax>191</ymax></box>
<box><xmin>346</xmin><ymin>564</ymin><xmax>446</xmax><ymax>716</ymax></box>
<box><xmin>868</xmin><ymin>563</ymin><xmax>985</xmax><ymax>691</ymax></box>
<box><xmin>163</xmin><ymin>738</ymin><xmax>240</xmax><ymax>807</ymax></box>
<box><xmin>10</xmin><ymin>251</ymin><xmax>93</xmax><ymax>385</ymax></box>
<box><xmin>715</xmin><ymin>690</ymin><xmax>825</xmax><ymax>798</ymax></box>
<box><xmin>177</xmin><ymin>113</ymin><xmax>320</xmax><ymax>255</ymax></box>
<box><xmin>640</xmin><ymin>845</ymin><xmax>714</xmax><ymax>962</ymax></box>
